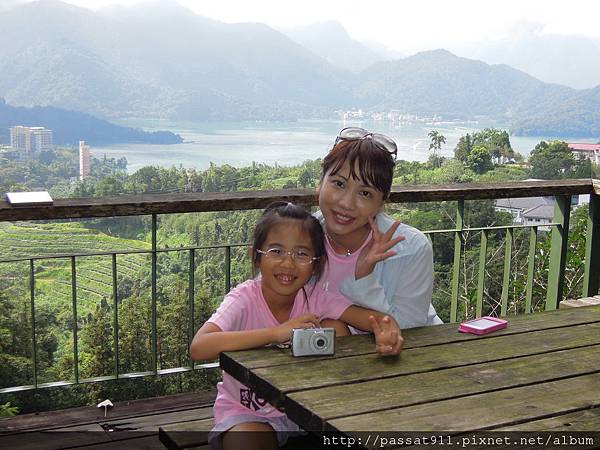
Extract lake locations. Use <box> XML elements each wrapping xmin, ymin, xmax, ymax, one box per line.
<box><xmin>91</xmin><ymin>119</ymin><xmax>594</xmax><ymax>173</ymax></box>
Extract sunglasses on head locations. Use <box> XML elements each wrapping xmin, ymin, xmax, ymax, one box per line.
<box><xmin>334</xmin><ymin>127</ymin><xmax>398</xmax><ymax>161</ymax></box>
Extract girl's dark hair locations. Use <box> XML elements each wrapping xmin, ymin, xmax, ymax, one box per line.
<box><xmin>320</xmin><ymin>138</ymin><xmax>395</xmax><ymax>199</ymax></box>
<box><xmin>251</xmin><ymin>201</ymin><xmax>327</xmax><ymax>282</ymax></box>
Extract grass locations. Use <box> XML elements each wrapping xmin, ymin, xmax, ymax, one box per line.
<box><xmin>0</xmin><ymin>222</ymin><xmax>151</xmax><ymax>312</ymax></box>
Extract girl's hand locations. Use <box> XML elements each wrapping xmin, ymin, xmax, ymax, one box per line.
<box><xmin>356</xmin><ymin>217</ymin><xmax>405</xmax><ymax>280</ymax></box>
<box><xmin>272</xmin><ymin>314</ymin><xmax>321</xmax><ymax>344</ymax></box>
<box><xmin>370</xmin><ymin>315</ymin><xmax>403</xmax><ymax>356</ymax></box>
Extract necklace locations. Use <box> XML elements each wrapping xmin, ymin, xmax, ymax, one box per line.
<box><xmin>326</xmin><ymin>232</ymin><xmax>353</xmax><ymax>256</ymax></box>
<box><xmin>325</xmin><ymin>228</ymin><xmax>369</xmax><ymax>257</ymax></box>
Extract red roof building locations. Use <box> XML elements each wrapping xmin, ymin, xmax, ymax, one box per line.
<box><xmin>568</xmin><ymin>143</ymin><xmax>600</xmax><ymax>165</ymax></box>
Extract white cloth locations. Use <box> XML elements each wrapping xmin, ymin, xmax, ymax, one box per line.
<box><xmin>315</xmin><ymin>211</ymin><xmax>443</xmax><ymax>329</ymax></box>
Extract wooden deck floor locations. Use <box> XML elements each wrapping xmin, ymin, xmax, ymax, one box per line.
<box><xmin>0</xmin><ymin>390</ymin><xmax>216</xmax><ymax>450</ymax></box>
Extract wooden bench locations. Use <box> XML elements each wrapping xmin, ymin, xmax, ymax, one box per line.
<box><xmin>0</xmin><ymin>391</ymin><xmax>217</xmax><ymax>450</ymax></box>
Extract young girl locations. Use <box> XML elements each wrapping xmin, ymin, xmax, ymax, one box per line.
<box><xmin>316</xmin><ymin>127</ymin><xmax>443</xmax><ymax>329</ymax></box>
<box><xmin>190</xmin><ymin>202</ymin><xmax>401</xmax><ymax>450</ymax></box>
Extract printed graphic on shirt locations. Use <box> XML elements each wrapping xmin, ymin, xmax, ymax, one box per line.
<box><xmin>240</xmin><ymin>388</ymin><xmax>268</xmax><ymax>411</ymax></box>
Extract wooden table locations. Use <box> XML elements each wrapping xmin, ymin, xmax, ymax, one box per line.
<box><xmin>220</xmin><ymin>305</ymin><xmax>600</xmax><ymax>448</ymax></box>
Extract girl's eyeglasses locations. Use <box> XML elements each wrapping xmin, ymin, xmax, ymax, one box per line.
<box><xmin>256</xmin><ymin>247</ymin><xmax>319</xmax><ymax>265</ymax></box>
<box><xmin>335</xmin><ymin>127</ymin><xmax>398</xmax><ymax>161</ymax></box>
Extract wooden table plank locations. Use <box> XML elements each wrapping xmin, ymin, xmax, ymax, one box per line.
<box><xmin>284</xmin><ymin>344</ymin><xmax>600</xmax><ymax>430</ymax></box>
<box><xmin>328</xmin><ymin>372</ymin><xmax>600</xmax><ymax>432</ymax></box>
<box><xmin>223</xmin><ymin>305</ymin><xmax>600</xmax><ymax>370</ymax></box>
<box><xmin>227</xmin><ymin>322</ymin><xmax>600</xmax><ymax>405</ymax></box>
<box><xmin>498</xmin><ymin>408</ymin><xmax>600</xmax><ymax>432</ymax></box>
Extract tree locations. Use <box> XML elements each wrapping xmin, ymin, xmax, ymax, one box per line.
<box><xmin>454</xmin><ymin>133</ymin><xmax>473</xmax><ymax>163</ymax></box>
<box><xmin>529</xmin><ymin>140</ymin><xmax>575</xmax><ymax>179</ymax></box>
<box><xmin>428</xmin><ymin>130</ymin><xmax>446</xmax><ymax>168</ymax></box>
<box><xmin>466</xmin><ymin>145</ymin><xmax>493</xmax><ymax>174</ymax></box>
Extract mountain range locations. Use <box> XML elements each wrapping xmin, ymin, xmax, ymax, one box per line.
<box><xmin>0</xmin><ymin>0</ymin><xmax>599</xmax><ymax>137</ymax></box>
<box><xmin>0</xmin><ymin>99</ymin><xmax>183</xmax><ymax>146</ymax></box>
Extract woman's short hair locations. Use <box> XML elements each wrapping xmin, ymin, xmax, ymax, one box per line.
<box><xmin>321</xmin><ymin>139</ymin><xmax>395</xmax><ymax>198</ymax></box>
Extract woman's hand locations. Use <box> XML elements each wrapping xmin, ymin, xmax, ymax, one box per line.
<box><xmin>369</xmin><ymin>315</ymin><xmax>403</xmax><ymax>356</ymax></box>
<box><xmin>272</xmin><ymin>314</ymin><xmax>321</xmax><ymax>344</ymax></box>
<box><xmin>355</xmin><ymin>217</ymin><xmax>405</xmax><ymax>280</ymax></box>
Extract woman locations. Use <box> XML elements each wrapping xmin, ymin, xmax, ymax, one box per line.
<box><xmin>315</xmin><ymin>127</ymin><xmax>442</xmax><ymax>329</ymax></box>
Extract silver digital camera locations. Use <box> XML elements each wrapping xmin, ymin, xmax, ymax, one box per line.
<box><xmin>291</xmin><ymin>328</ymin><xmax>335</xmax><ymax>357</ymax></box>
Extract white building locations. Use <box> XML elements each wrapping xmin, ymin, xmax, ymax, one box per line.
<box><xmin>79</xmin><ymin>140</ymin><xmax>91</xmax><ymax>180</ymax></box>
<box><xmin>495</xmin><ymin>197</ymin><xmax>556</xmax><ymax>231</ymax></box>
<box><xmin>9</xmin><ymin>126</ymin><xmax>53</xmax><ymax>160</ymax></box>
<box><xmin>568</xmin><ymin>143</ymin><xmax>600</xmax><ymax>165</ymax></box>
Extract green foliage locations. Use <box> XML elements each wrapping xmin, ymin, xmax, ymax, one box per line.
<box><xmin>0</xmin><ymin>402</ymin><xmax>19</xmax><ymax>417</ymax></box>
<box><xmin>529</xmin><ymin>140</ymin><xmax>576</xmax><ymax>179</ymax></box>
<box><xmin>454</xmin><ymin>128</ymin><xmax>514</xmax><ymax>172</ymax></box>
<box><xmin>427</xmin><ymin>130</ymin><xmax>446</xmax><ymax>169</ymax></box>
<box><xmin>466</xmin><ymin>145</ymin><xmax>493</xmax><ymax>174</ymax></box>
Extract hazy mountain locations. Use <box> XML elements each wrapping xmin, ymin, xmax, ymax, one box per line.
<box><xmin>1</xmin><ymin>1</ymin><xmax>600</xmax><ymax>136</ymax></box>
<box><xmin>0</xmin><ymin>0</ymin><xmax>351</xmax><ymax>120</ymax></box>
<box><xmin>281</xmin><ymin>21</ymin><xmax>386</xmax><ymax>73</ymax></box>
<box><xmin>355</xmin><ymin>50</ymin><xmax>600</xmax><ymax>137</ymax></box>
<box><xmin>458</xmin><ymin>23</ymin><xmax>600</xmax><ymax>90</ymax></box>
<box><xmin>0</xmin><ymin>98</ymin><xmax>182</xmax><ymax>146</ymax></box>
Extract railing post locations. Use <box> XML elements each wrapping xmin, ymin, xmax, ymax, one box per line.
<box><xmin>583</xmin><ymin>188</ymin><xmax>600</xmax><ymax>297</ymax></box>
<box><xmin>546</xmin><ymin>195</ymin><xmax>571</xmax><ymax>310</ymax></box>
<box><xmin>225</xmin><ymin>246</ymin><xmax>231</xmax><ymax>294</ymax></box>
<box><xmin>476</xmin><ymin>230</ymin><xmax>487</xmax><ymax>317</ymax></box>
<box><xmin>30</xmin><ymin>259</ymin><xmax>38</xmax><ymax>388</ymax></box>
<box><xmin>500</xmin><ymin>229</ymin><xmax>513</xmax><ymax>316</ymax></box>
<box><xmin>189</xmin><ymin>248</ymin><xmax>196</xmax><ymax>369</ymax></box>
<box><xmin>450</xmin><ymin>200</ymin><xmax>464</xmax><ymax>322</ymax></box>
<box><xmin>112</xmin><ymin>253</ymin><xmax>119</xmax><ymax>379</ymax></box>
<box><xmin>525</xmin><ymin>226</ymin><xmax>538</xmax><ymax>313</ymax></box>
<box><xmin>151</xmin><ymin>214</ymin><xmax>158</xmax><ymax>374</ymax></box>
<box><xmin>71</xmin><ymin>256</ymin><xmax>79</xmax><ymax>384</ymax></box>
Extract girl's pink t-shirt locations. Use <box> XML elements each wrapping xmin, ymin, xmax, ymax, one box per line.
<box><xmin>208</xmin><ymin>278</ymin><xmax>353</xmax><ymax>424</ymax></box>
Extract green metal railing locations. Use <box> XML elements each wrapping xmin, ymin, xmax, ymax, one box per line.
<box><xmin>0</xmin><ymin>179</ymin><xmax>598</xmax><ymax>393</ymax></box>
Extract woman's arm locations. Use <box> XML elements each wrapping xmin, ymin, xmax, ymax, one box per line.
<box><xmin>342</xmin><ymin>225</ymin><xmax>436</xmax><ymax>329</ymax></box>
<box><xmin>190</xmin><ymin>314</ymin><xmax>321</xmax><ymax>360</ymax></box>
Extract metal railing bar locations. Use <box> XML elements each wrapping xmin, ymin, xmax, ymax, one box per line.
<box><xmin>225</xmin><ymin>246</ymin><xmax>231</xmax><ymax>294</ymax></box>
<box><xmin>476</xmin><ymin>230</ymin><xmax>488</xmax><ymax>316</ymax></box>
<box><xmin>151</xmin><ymin>214</ymin><xmax>158</xmax><ymax>375</ymax></box>
<box><xmin>112</xmin><ymin>253</ymin><xmax>119</xmax><ymax>379</ymax></box>
<box><xmin>30</xmin><ymin>259</ymin><xmax>38</xmax><ymax>388</ymax></box>
<box><xmin>0</xmin><ymin>243</ymin><xmax>249</xmax><ymax>264</ymax></box>
<box><xmin>71</xmin><ymin>256</ymin><xmax>79</xmax><ymax>384</ymax></box>
<box><xmin>188</xmin><ymin>248</ymin><xmax>195</xmax><ymax>369</ymax></box>
<box><xmin>525</xmin><ymin>227</ymin><xmax>538</xmax><ymax>314</ymax></box>
<box><xmin>500</xmin><ymin>228</ymin><xmax>513</xmax><ymax>316</ymax></box>
<box><xmin>450</xmin><ymin>200</ymin><xmax>464</xmax><ymax>322</ymax></box>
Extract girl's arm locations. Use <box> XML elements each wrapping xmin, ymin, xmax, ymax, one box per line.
<box><xmin>190</xmin><ymin>314</ymin><xmax>321</xmax><ymax>360</ymax></box>
<box><xmin>339</xmin><ymin>305</ymin><xmax>403</xmax><ymax>355</ymax></box>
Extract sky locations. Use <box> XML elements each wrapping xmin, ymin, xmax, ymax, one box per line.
<box><xmin>2</xmin><ymin>0</ymin><xmax>600</xmax><ymax>53</ymax></box>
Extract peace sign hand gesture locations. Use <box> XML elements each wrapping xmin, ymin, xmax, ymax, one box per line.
<box><xmin>356</xmin><ymin>217</ymin><xmax>405</xmax><ymax>280</ymax></box>
<box><xmin>370</xmin><ymin>315</ymin><xmax>403</xmax><ymax>356</ymax></box>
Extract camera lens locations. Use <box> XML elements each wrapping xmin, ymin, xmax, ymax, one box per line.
<box><xmin>315</xmin><ymin>338</ymin><xmax>326</xmax><ymax>348</ymax></box>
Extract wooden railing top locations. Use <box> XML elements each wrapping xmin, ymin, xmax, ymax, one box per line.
<box><xmin>0</xmin><ymin>179</ymin><xmax>598</xmax><ymax>222</ymax></box>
